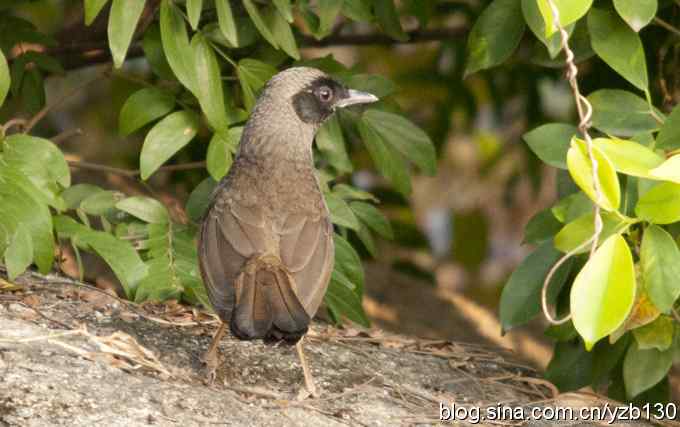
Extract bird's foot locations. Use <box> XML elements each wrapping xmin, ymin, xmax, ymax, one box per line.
<box><xmin>295</xmin><ymin>382</ymin><xmax>319</xmax><ymax>401</ymax></box>
<box><xmin>201</xmin><ymin>346</ymin><xmax>220</xmax><ymax>385</ymax></box>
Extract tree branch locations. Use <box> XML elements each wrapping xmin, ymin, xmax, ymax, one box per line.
<box><xmin>68</xmin><ymin>160</ymin><xmax>206</xmax><ymax>177</ymax></box>
<box><xmin>41</xmin><ymin>27</ymin><xmax>467</xmax><ymax>71</ymax></box>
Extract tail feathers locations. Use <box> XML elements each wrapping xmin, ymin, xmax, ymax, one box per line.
<box><xmin>230</xmin><ymin>260</ymin><xmax>310</xmax><ymax>342</ymax></box>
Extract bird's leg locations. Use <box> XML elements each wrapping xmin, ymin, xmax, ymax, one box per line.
<box><xmin>295</xmin><ymin>337</ymin><xmax>318</xmax><ymax>400</ymax></box>
<box><xmin>203</xmin><ymin>321</ymin><xmax>227</xmax><ymax>384</ymax></box>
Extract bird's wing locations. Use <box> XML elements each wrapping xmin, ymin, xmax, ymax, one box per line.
<box><xmin>278</xmin><ymin>211</ymin><xmax>334</xmax><ymax>317</ymax></box>
<box><xmin>199</xmin><ymin>194</ymin><xmax>334</xmax><ymax>324</ymax></box>
<box><xmin>198</xmin><ymin>199</ymin><xmax>265</xmax><ymax>321</ymax></box>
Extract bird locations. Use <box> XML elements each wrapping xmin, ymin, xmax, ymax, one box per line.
<box><xmin>197</xmin><ymin>66</ymin><xmax>378</xmax><ymax>397</ymax></box>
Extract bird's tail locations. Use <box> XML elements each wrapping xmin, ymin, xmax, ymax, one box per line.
<box><xmin>229</xmin><ymin>256</ymin><xmax>310</xmax><ymax>342</ymax></box>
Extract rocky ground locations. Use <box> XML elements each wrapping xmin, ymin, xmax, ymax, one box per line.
<box><xmin>0</xmin><ymin>273</ymin><xmax>665</xmax><ymax>426</ymax></box>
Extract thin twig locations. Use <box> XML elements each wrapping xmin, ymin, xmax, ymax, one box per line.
<box><xmin>1</xmin><ymin>118</ymin><xmax>28</xmax><ymax>135</ymax></box>
<box><xmin>68</xmin><ymin>160</ymin><xmax>206</xmax><ymax>177</ymax></box>
<box><xmin>654</xmin><ymin>17</ymin><xmax>680</xmax><ymax>38</ymax></box>
<box><xmin>24</xmin><ymin>71</ymin><xmax>107</xmax><ymax>133</ymax></box>
<box><xmin>52</xmin><ymin>128</ymin><xmax>83</xmax><ymax>144</ymax></box>
<box><xmin>14</xmin><ymin>301</ymin><xmax>74</xmax><ymax>330</ymax></box>
<box><xmin>540</xmin><ymin>0</ymin><xmax>602</xmax><ymax>325</ymax></box>
<box><xmin>0</xmin><ymin>266</ymin><xmax>218</xmax><ymax>327</ymax></box>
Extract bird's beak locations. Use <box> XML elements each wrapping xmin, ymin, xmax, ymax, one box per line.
<box><xmin>334</xmin><ymin>89</ymin><xmax>379</xmax><ymax>109</ymax></box>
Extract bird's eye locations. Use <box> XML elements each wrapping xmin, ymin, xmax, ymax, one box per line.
<box><xmin>316</xmin><ymin>86</ymin><xmax>333</xmax><ymax>103</ymax></box>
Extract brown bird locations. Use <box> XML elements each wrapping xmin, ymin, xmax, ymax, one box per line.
<box><xmin>198</xmin><ymin>67</ymin><xmax>378</xmax><ymax>396</ymax></box>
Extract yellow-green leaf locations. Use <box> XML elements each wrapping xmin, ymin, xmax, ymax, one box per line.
<box><xmin>567</xmin><ymin>137</ymin><xmax>620</xmax><ymax>211</ymax></box>
<box><xmin>593</xmin><ymin>137</ymin><xmax>664</xmax><ymax>178</ymax></box>
<box><xmin>635</xmin><ymin>182</ymin><xmax>680</xmax><ymax>224</ymax></box>
<box><xmin>570</xmin><ymin>234</ymin><xmax>636</xmax><ymax>350</ymax></box>
<box><xmin>554</xmin><ymin>211</ymin><xmax>630</xmax><ymax>254</ymax></box>
<box><xmin>649</xmin><ymin>155</ymin><xmax>680</xmax><ymax>184</ymax></box>
<box><xmin>537</xmin><ymin>0</ymin><xmax>593</xmax><ymax>37</ymax></box>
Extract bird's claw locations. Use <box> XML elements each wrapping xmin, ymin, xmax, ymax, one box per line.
<box><xmin>295</xmin><ymin>384</ymin><xmax>319</xmax><ymax>401</ymax></box>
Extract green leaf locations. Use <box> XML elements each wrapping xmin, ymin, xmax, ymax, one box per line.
<box><xmin>4</xmin><ymin>224</ymin><xmax>33</xmax><ymax>280</ymax></box>
<box><xmin>325</xmin><ymin>270</ymin><xmax>369</xmax><ymax>327</ymax></box>
<box><xmin>362</xmin><ymin>109</ymin><xmax>436</xmax><ymax>175</ymax></box>
<box><xmin>237</xmin><ymin>58</ymin><xmax>277</xmax><ymax>111</ymax></box>
<box><xmin>325</xmin><ymin>193</ymin><xmax>360</xmax><ymax>230</ymax></box>
<box><xmin>186</xmin><ymin>0</ymin><xmax>202</xmax><ymax>30</ymax></box>
<box><xmin>523</xmin><ymin>207</ymin><xmax>563</xmax><ymax>244</ymax></box>
<box><xmin>374</xmin><ymin>0</ymin><xmax>408</xmax><ymax>41</ymax></box>
<box><xmin>84</xmin><ymin>0</ymin><xmax>109</xmax><ymax>25</ymax></box>
<box><xmin>206</xmin><ymin>131</ymin><xmax>234</xmax><ymax>181</ymax></box>
<box><xmin>522</xmin><ymin>0</ymin><xmax>573</xmax><ymax>58</ymax></box>
<box><xmin>341</xmin><ymin>74</ymin><xmax>397</xmax><ymax>99</ymax></box>
<box><xmin>656</xmin><ymin>104</ymin><xmax>680</xmax><ymax>150</ymax></box>
<box><xmin>215</xmin><ymin>0</ymin><xmax>238</xmax><ymax>46</ymax></box>
<box><xmin>333</xmin><ymin>233</ymin><xmax>364</xmax><ymax>297</ymax></box>
<box><xmin>21</xmin><ymin>68</ymin><xmax>44</xmax><ymax>115</ymax></box>
<box><xmin>342</xmin><ymin>0</ymin><xmax>373</xmax><ymax>22</ymax></box>
<box><xmin>588</xmin><ymin>89</ymin><xmax>662</xmax><ymax>137</ymax></box>
<box><xmin>633</xmin><ymin>315</ymin><xmax>674</xmax><ymax>351</ymax></box>
<box><xmin>588</xmin><ymin>8</ymin><xmax>648</xmax><ymax>92</ymax></box>
<box><xmin>62</xmin><ymin>184</ymin><xmax>105</xmax><ymax>210</ymax></box>
<box><xmin>265</xmin><ymin>7</ymin><xmax>299</xmax><ymax>60</ymax></box>
<box><xmin>640</xmin><ymin>225</ymin><xmax>680</xmax><ymax>313</ymax></box>
<box><xmin>623</xmin><ymin>341</ymin><xmax>673</xmax><ymax>398</ymax></box>
<box><xmin>635</xmin><ymin>182</ymin><xmax>680</xmax><ymax>224</ymax></box>
<box><xmin>192</xmin><ymin>33</ymin><xmax>229</xmax><ymax>132</ymax></box>
<box><xmin>54</xmin><ymin>216</ymin><xmax>147</xmax><ymax>297</ymax></box>
<box><xmin>135</xmin><ymin>223</ymin><xmax>203</xmax><ymax>303</ymax></box>
<box><xmin>312</xmin><ymin>0</ymin><xmax>343</xmax><ymax>39</ymax></box>
<box><xmin>613</xmin><ymin>0</ymin><xmax>657</xmax><ymax>32</ymax></box>
<box><xmin>554</xmin><ymin>211</ymin><xmax>630</xmax><ymax>254</ymax></box>
<box><xmin>116</xmin><ymin>196</ymin><xmax>169</xmax><ymax>224</ymax></box>
<box><xmin>2</xmin><ymin>134</ymin><xmax>70</xmax><ymax>208</ymax></box>
<box><xmin>140</xmin><ymin>110</ymin><xmax>200</xmax><ymax>180</ymax></box>
<box><xmin>80</xmin><ymin>190</ymin><xmax>120</xmax><ymax>215</ymax></box>
<box><xmin>118</xmin><ymin>87</ymin><xmax>175</xmax><ymax>136</ymax></box>
<box><xmin>499</xmin><ymin>240</ymin><xmax>573</xmax><ymax>331</ymax></box>
<box><xmin>357</xmin><ymin>119</ymin><xmax>411</xmax><ymax>196</ymax></box>
<box><xmin>142</xmin><ymin>24</ymin><xmax>174</xmax><ymax>80</ymax></box>
<box><xmin>522</xmin><ymin>123</ymin><xmax>577</xmax><ymax>169</ymax></box>
<box><xmin>0</xmin><ymin>169</ymin><xmax>54</xmax><ymax>273</ymax></box>
<box><xmin>464</xmin><ymin>0</ymin><xmax>525</xmax><ymax>76</ymax></box>
<box><xmin>593</xmin><ymin>137</ymin><xmax>664</xmax><ymax>178</ymax></box>
<box><xmin>545</xmin><ymin>341</ymin><xmax>594</xmax><ymax>391</ymax></box>
<box><xmin>331</xmin><ymin>184</ymin><xmax>378</xmax><ymax>203</ymax></box>
<box><xmin>552</xmin><ymin>192</ymin><xmax>593</xmax><ymax>223</ymax></box>
<box><xmin>242</xmin><ymin>0</ymin><xmax>278</xmax><ymax>48</ymax></box>
<box><xmin>160</xmin><ymin>0</ymin><xmax>196</xmax><ymax>93</ymax></box>
<box><xmin>536</xmin><ymin>0</ymin><xmax>593</xmax><ymax>37</ymax></box>
<box><xmin>355</xmin><ymin>222</ymin><xmax>377</xmax><ymax>257</ymax></box>
<box><xmin>649</xmin><ymin>155</ymin><xmax>680</xmax><ymax>183</ymax></box>
<box><xmin>570</xmin><ymin>234</ymin><xmax>636</xmax><ymax>350</ymax></box>
<box><xmin>107</xmin><ymin>0</ymin><xmax>146</xmax><ymax>68</ymax></box>
<box><xmin>0</xmin><ymin>47</ymin><xmax>9</xmax><ymax>106</ymax></box>
<box><xmin>566</xmin><ymin>137</ymin><xmax>620</xmax><ymax>211</ymax></box>
<box><xmin>349</xmin><ymin>201</ymin><xmax>393</xmax><ymax>239</ymax></box>
<box><xmin>186</xmin><ymin>177</ymin><xmax>217</xmax><ymax>222</ymax></box>
<box><xmin>316</xmin><ymin>115</ymin><xmax>352</xmax><ymax>174</ymax></box>
<box><xmin>273</xmin><ymin>0</ymin><xmax>293</xmax><ymax>23</ymax></box>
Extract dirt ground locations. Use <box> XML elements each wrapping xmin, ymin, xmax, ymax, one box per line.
<box><xmin>0</xmin><ymin>272</ymin><xmax>665</xmax><ymax>426</ymax></box>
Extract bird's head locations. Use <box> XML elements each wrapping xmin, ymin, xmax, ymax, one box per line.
<box><xmin>259</xmin><ymin>67</ymin><xmax>378</xmax><ymax>126</ymax></box>
<box><xmin>241</xmin><ymin>67</ymin><xmax>378</xmax><ymax>158</ymax></box>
